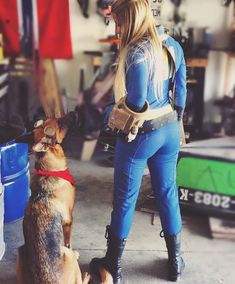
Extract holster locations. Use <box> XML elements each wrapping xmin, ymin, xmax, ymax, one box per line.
<box><xmin>108</xmin><ymin>97</ymin><xmax>148</xmax><ymax>135</ymax></box>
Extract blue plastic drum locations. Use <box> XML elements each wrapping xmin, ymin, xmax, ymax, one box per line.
<box><xmin>0</xmin><ymin>183</ymin><xmax>5</xmax><ymax>260</ymax></box>
<box><xmin>0</xmin><ymin>125</ymin><xmax>30</xmax><ymax>223</ymax></box>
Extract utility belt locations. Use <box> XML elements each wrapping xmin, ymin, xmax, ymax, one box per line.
<box><xmin>139</xmin><ymin>111</ymin><xmax>177</xmax><ymax>135</ymax></box>
<box><xmin>108</xmin><ymin>97</ymin><xmax>177</xmax><ymax>142</ymax></box>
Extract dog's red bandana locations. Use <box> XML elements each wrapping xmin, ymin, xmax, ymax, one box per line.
<box><xmin>34</xmin><ymin>169</ymin><xmax>75</xmax><ymax>185</ymax></box>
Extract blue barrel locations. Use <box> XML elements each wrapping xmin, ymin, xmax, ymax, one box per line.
<box><xmin>0</xmin><ymin>183</ymin><xmax>5</xmax><ymax>260</ymax></box>
<box><xmin>0</xmin><ymin>126</ymin><xmax>30</xmax><ymax>223</ymax></box>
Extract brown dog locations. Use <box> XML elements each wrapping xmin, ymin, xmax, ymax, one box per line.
<box><xmin>16</xmin><ymin>112</ymin><xmax>90</xmax><ymax>284</ymax></box>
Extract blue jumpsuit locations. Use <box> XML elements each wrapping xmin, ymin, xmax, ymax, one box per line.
<box><xmin>110</xmin><ymin>32</ymin><xmax>187</xmax><ymax>240</ymax></box>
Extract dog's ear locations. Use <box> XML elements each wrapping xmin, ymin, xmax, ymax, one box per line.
<box><xmin>14</xmin><ymin>131</ymin><xmax>34</xmax><ymax>144</ymax></box>
<box><xmin>57</xmin><ymin>111</ymin><xmax>78</xmax><ymax>142</ymax></box>
<box><xmin>57</xmin><ymin>111</ymin><xmax>77</xmax><ymax>130</ymax></box>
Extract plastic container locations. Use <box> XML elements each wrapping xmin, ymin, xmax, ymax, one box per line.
<box><xmin>0</xmin><ymin>183</ymin><xmax>5</xmax><ymax>260</ymax></box>
<box><xmin>0</xmin><ymin>125</ymin><xmax>30</xmax><ymax>223</ymax></box>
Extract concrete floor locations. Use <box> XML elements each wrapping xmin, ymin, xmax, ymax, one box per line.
<box><xmin>0</xmin><ymin>152</ymin><xmax>235</xmax><ymax>284</ymax></box>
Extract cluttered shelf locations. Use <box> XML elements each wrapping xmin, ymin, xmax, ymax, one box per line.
<box><xmin>186</xmin><ymin>58</ymin><xmax>208</xmax><ymax>68</ymax></box>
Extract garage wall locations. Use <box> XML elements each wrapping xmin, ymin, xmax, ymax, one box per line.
<box><xmin>55</xmin><ymin>0</ymin><xmax>235</xmax><ymax>122</ymax></box>
<box><xmin>55</xmin><ymin>0</ymin><xmax>114</xmax><ymax>109</ymax></box>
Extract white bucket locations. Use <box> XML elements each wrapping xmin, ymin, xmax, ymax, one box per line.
<box><xmin>0</xmin><ymin>183</ymin><xmax>5</xmax><ymax>260</ymax></box>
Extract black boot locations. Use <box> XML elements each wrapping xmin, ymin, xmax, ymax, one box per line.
<box><xmin>162</xmin><ymin>231</ymin><xmax>185</xmax><ymax>282</ymax></box>
<box><xmin>89</xmin><ymin>225</ymin><xmax>126</xmax><ymax>284</ymax></box>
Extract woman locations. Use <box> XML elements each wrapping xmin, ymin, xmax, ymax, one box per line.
<box><xmin>90</xmin><ymin>0</ymin><xmax>187</xmax><ymax>283</ymax></box>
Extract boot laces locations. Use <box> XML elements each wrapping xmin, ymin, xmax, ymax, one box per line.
<box><xmin>160</xmin><ymin>230</ymin><xmax>165</xmax><ymax>238</ymax></box>
<box><xmin>105</xmin><ymin>225</ymin><xmax>110</xmax><ymax>239</ymax></box>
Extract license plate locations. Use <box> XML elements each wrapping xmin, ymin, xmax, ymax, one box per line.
<box><xmin>178</xmin><ymin>187</ymin><xmax>235</xmax><ymax>213</ymax></box>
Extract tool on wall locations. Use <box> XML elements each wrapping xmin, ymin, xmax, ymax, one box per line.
<box><xmin>170</xmin><ymin>0</ymin><xmax>182</xmax><ymax>7</ymax></box>
<box><xmin>96</xmin><ymin>0</ymin><xmax>113</xmax><ymax>25</ymax></box>
<box><xmin>221</xmin><ymin>0</ymin><xmax>235</xmax><ymax>51</ymax></box>
<box><xmin>77</xmin><ymin>0</ymin><xmax>89</xmax><ymax>18</ymax></box>
<box><xmin>21</xmin><ymin>0</ymin><xmax>33</xmax><ymax>58</ymax></box>
<box><xmin>170</xmin><ymin>0</ymin><xmax>185</xmax><ymax>26</ymax></box>
<box><xmin>221</xmin><ymin>0</ymin><xmax>235</xmax><ymax>7</ymax></box>
<box><xmin>228</xmin><ymin>0</ymin><xmax>235</xmax><ymax>52</ymax></box>
<box><xmin>168</xmin><ymin>0</ymin><xmax>187</xmax><ymax>37</ymax></box>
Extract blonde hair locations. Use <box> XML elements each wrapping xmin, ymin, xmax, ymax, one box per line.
<box><xmin>112</xmin><ymin>0</ymin><xmax>165</xmax><ymax>102</ymax></box>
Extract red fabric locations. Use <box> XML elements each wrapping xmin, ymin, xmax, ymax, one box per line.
<box><xmin>37</xmin><ymin>0</ymin><xmax>73</xmax><ymax>58</ymax></box>
<box><xmin>0</xmin><ymin>0</ymin><xmax>20</xmax><ymax>55</ymax></box>
<box><xmin>0</xmin><ymin>0</ymin><xmax>72</xmax><ymax>58</ymax></box>
<box><xmin>35</xmin><ymin>168</ymin><xmax>75</xmax><ymax>185</ymax></box>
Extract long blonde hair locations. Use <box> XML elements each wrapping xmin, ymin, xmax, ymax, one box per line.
<box><xmin>112</xmin><ymin>0</ymin><xmax>165</xmax><ymax>102</ymax></box>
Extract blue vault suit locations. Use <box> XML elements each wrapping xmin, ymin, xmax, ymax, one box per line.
<box><xmin>110</xmin><ymin>28</ymin><xmax>187</xmax><ymax>240</ymax></box>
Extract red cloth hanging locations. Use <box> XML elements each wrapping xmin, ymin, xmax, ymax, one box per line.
<box><xmin>0</xmin><ymin>0</ymin><xmax>73</xmax><ymax>58</ymax></box>
<box><xmin>37</xmin><ymin>0</ymin><xmax>73</xmax><ymax>59</ymax></box>
<box><xmin>0</xmin><ymin>0</ymin><xmax>20</xmax><ymax>56</ymax></box>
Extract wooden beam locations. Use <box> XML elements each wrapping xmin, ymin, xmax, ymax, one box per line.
<box><xmin>39</xmin><ymin>59</ymin><xmax>64</xmax><ymax>118</ymax></box>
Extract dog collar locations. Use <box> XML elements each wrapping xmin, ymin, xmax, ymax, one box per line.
<box><xmin>34</xmin><ymin>168</ymin><xmax>75</xmax><ymax>185</ymax></box>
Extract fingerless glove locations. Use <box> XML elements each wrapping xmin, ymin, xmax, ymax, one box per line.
<box><xmin>174</xmin><ymin>105</ymin><xmax>184</xmax><ymax>121</ymax></box>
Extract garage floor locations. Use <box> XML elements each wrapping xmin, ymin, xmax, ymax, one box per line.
<box><xmin>0</xmin><ymin>149</ymin><xmax>235</xmax><ymax>284</ymax></box>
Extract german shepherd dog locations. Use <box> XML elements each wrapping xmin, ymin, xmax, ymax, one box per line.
<box><xmin>15</xmin><ymin>112</ymin><xmax>90</xmax><ymax>284</ymax></box>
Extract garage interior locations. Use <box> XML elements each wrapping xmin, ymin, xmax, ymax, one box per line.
<box><xmin>0</xmin><ymin>0</ymin><xmax>235</xmax><ymax>283</ymax></box>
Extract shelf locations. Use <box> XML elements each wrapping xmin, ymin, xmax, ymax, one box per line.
<box><xmin>186</xmin><ymin>58</ymin><xmax>208</xmax><ymax>68</ymax></box>
<box><xmin>187</xmin><ymin>79</ymin><xmax>198</xmax><ymax>84</ymax></box>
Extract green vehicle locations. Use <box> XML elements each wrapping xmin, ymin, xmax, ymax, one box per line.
<box><xmin>177</xmin><ymin>137</ymin><xmax>235</xmax><ymax>216</ymax></box>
